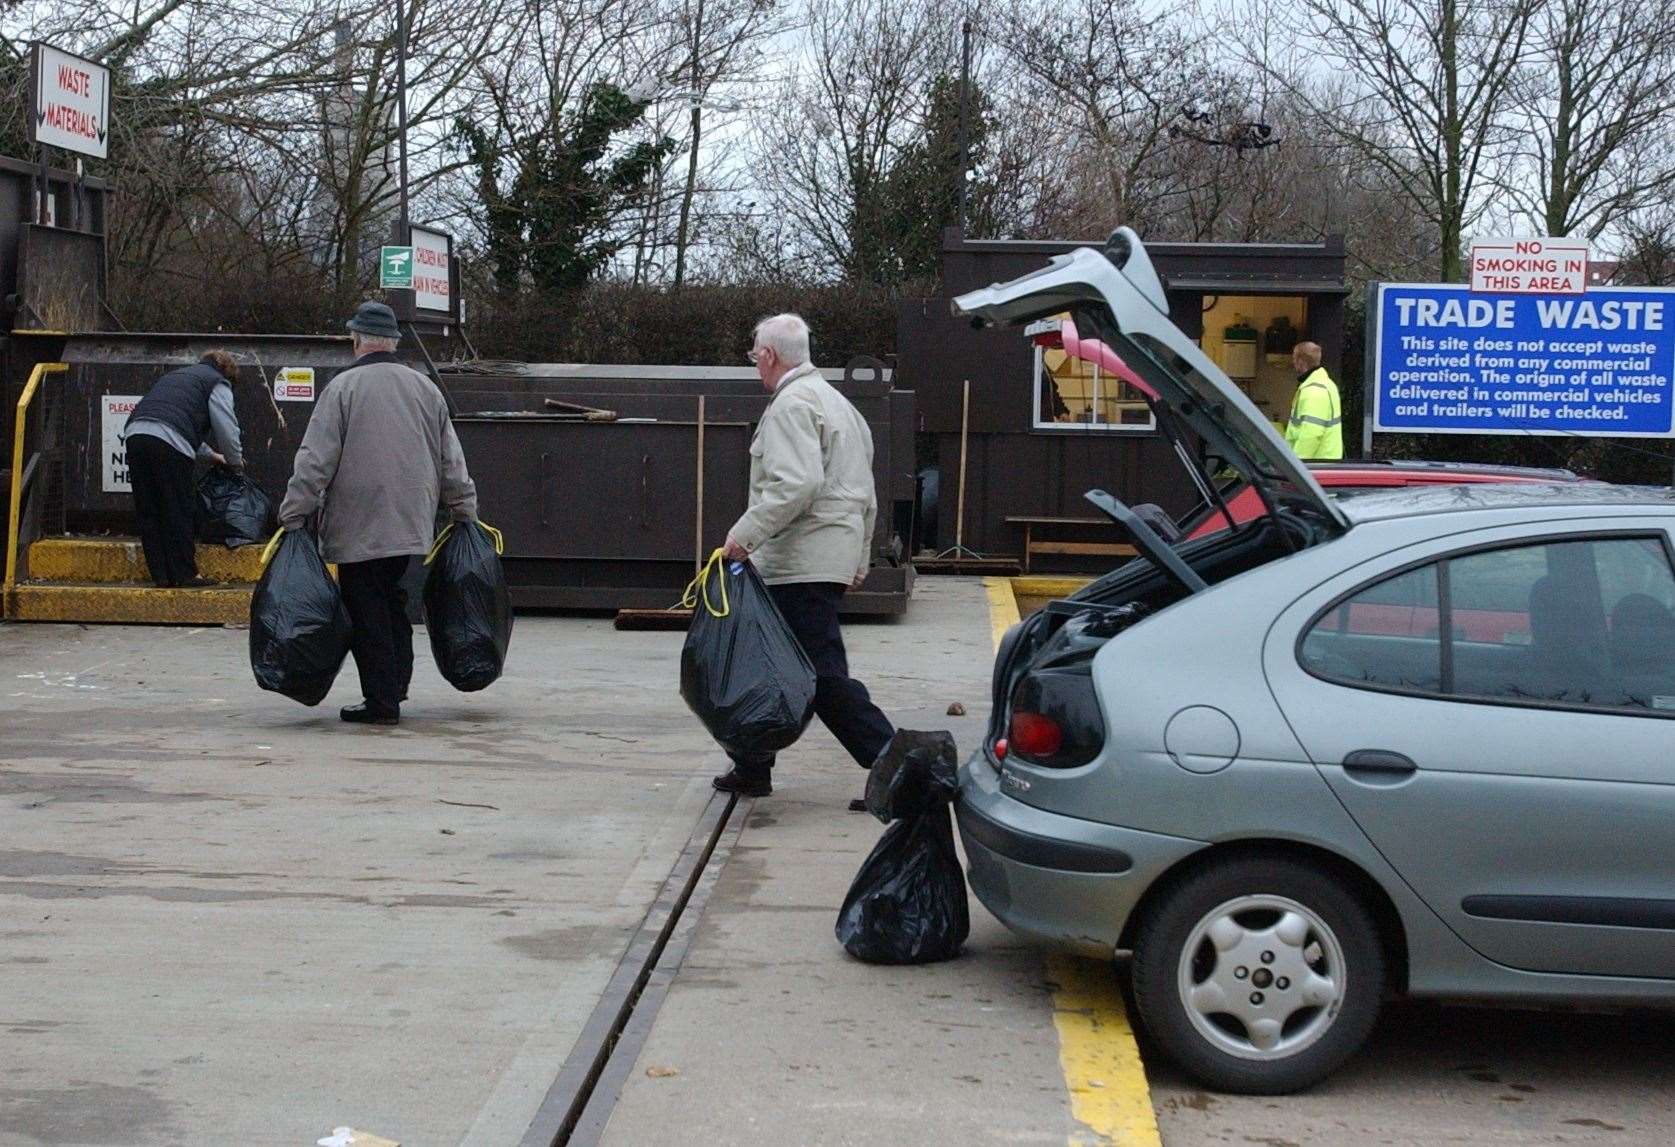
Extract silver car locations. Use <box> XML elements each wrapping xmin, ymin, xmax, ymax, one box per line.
<box><xmin>951</xmin><ymin>232</ymin><xmax>1675</xmax><ymax>1094</ymax></box>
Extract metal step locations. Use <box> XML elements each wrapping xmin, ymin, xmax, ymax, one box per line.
<box><xmin>10</xmin><ymin>582</ymin><xmax>251</xmax><ymax>625</ymax></box>
<box><xmin>27</xmin><ymin>536</ymin><xmax>264</xmax><ymax>585</ymax></box>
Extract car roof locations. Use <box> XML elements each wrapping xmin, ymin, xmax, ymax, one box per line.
<box><xmin>1340</xmin><ymin>482</ymin><xmax>1675</xmax><ymax>522</ymax></box>
<box><xmin>1310</xmin><ymin>459</ymin><xmax>1580</xmax><ymax>481</ymax></box>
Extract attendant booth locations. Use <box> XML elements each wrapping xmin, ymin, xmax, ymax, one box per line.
<box><xmin>896</xmin><ymin>229</ymin><xmax>1349</xmax><ymax>572</ymax></box>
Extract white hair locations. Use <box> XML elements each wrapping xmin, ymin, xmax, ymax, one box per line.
<box><xmin>352</xmin><ymin>332</ymin><xmax>399</xmax><ymax>355</ymax></box>
<box><xmin>754</xmin><ymin>313</ymin><xmax>811</xmax><ymax>367</ymax></box>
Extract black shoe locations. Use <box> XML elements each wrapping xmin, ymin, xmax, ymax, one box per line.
<box><xmin>712</xmin><ymin>768</ymin><xmax>771</xmax><ymax>797</ymax></box>
<box><xmin>341</xmin><ymin>702</ymin><xmax>399</xmax><ymax>726</ymax></box>
<box><xmin>848</xmin><ymin>798</ymin><xmax>868</xmax><ymax>813</ymax></box>
<box><xmin>178</xmin><ymin>576</ymin><xmax>215</xmax><ymax>588</ymax></box>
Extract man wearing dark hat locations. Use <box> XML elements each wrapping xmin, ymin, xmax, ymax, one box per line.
<box><xmin>277</xmin><ymin>302</ymin><xmax>478</xmax><ymax>725</ymax></box>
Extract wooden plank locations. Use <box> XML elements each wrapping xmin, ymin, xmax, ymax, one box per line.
<box><xmin>1027</xmin><ymin>542</ymin><xmax>1137</xmax><ymax>557</ymax></box>
<box><xmin>614</xmin><ymin>607</ymin><xmax>693</xmax><ymax>632</ymax></box>
<box><xmin>1004</xmin><ymin>515</ymin><xmax>1112</xmax><ymax>526</ymax></box>
<box><xmin>914</xmin><ymin>556</ymin><xmax>1022</xmax><ymax>576</ymax></box>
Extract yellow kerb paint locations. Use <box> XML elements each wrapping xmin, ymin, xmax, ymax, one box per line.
<box><xmin>981</xmin><ymin>577</ymin><xmax>1161</xmax><ymax>1147</ymax></box>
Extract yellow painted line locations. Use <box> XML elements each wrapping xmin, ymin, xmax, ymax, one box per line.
<box><xmin>1010</xmin><ymin>576</ymin><xmax>1091</xmax><ymax>600</ymax></box>
<box><xmin>1048</xmin><ymin>954</ymin><xmax>1161</xmax><ymax>1146</ymax></box>
<box><xmin>980</xmin><ymin>576</ymin><xmax>1161</xmax><ymax>1147</ymax></box>
<box><xmin>984</xmin><ymin>575</ymin><xmax>1021</xmax><ymax>647</ymax></box>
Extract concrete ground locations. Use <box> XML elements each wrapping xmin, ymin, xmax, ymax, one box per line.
<box><xmin>597</xmin><ymin>578</ymin><xmax>1084</xmax><ymax>1146</ymax></box>
<box><xmin>1148</xmin><ymin>1000</ymin><xmax>1675</xmax><ymax>1146</ymax></box>
<box><xmin>4</xmin><ymin>576</ymin><xmax>1674</xmax><ymax>1146</ymax></box>
<box><xmin>0</xmin><ymin>608</ymin><xmax>732</xmax><ymax>1145</ymax></box>
<box><xmin>1</xmin><ymin>578</ymin><xmax>1086</xmax><ymax>1147</ymax></box>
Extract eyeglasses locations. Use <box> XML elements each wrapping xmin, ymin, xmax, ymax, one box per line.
<box><xmin>747</xmin><ymin>346</ymin><xmax>769</xmax><ymax>365</ymax></box>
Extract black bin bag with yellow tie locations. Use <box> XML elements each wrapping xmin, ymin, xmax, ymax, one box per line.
<box><xmin>678</xmin><ymin>551</ymin><xmax>816</xmax><ymax>758</ymax></box>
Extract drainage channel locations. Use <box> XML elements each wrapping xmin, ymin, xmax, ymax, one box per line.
<box><xmin>519</xmin><ymin>789</ymin><xmax>752</xmax><ymax>1147</ymax></box>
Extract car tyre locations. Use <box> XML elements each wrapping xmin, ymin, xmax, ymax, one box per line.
<box><xmin>1130</xmin><ymin>855</ymin><xmax>1385</xmax><ymax>1094</ymax></box>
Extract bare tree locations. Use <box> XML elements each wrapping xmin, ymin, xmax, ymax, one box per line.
<box><xmin>2</xmin><ymin>0</ymin><xmax>513</xmax><ymax>305</ymax></box>
<box><xmin>1615</xmin><ymin>206</ymin><xmax>1675</xmax><ymax>286</ymax></box>
<box><xmin>659</xmin><ymin>0</ymin><xmax>786</xmax><ymax>287</ymax></box>
<box><xmin>995</xmin><ymin>0</ymin><xmax>1217</xmax><ymax>237</ymax></box>
<box><xmin>759</xmin><ymin>0</ymin><xmax>959</xmax><ymax>282</ymax></box>
<box><xmin>1269</xmin><ymin>0</ymin><xmax>1538</xmax><ymax>280</ymax></box>
<box><xmin>1501</xmin><ymin>0</ymin><xmax>1675</xmax><ymax>239</ymax></box>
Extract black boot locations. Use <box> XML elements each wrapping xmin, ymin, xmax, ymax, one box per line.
<box><xmin>341</xmin><ymin>702</ymin><xmax>399</xmax><ymax>726</ymax></box>
<box><xmin>712</xmin><ymin>766</ymin><xmax>771</xmax><ymax>797</ymax></box>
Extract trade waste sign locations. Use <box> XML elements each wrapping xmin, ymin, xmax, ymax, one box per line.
<box><xmin>1371</xmin><ymin>283</ymin><xmax>1675</xmax><ymax>438</ymax></box>
<box><xmin>30</xmin><ymin>43</ymin><xmax>110</xmax><ymax>160</ymax></box>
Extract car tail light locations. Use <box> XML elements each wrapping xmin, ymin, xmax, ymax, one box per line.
<box><xmin>1008</xmin><ymin>711</ymin><xmax>1062</xmax><ymax>757</ymax></box>
<box><xmin>1006</xmin><ymin>668</ymin><xmax>1103</xmax><ymax>768</ymax></box>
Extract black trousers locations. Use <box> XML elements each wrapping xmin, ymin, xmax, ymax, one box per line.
<box><xmin>730</xmin><ymin>582</ymin><xmax>895</xmax><ymax>775</ymax></box>
<box><xmin>337</xmin><ymin>556</ymin><xmax>416</xmax><ymax>710</ymax></box>
<box><xmin>127</xmin><ymin>433</ymin><xmax>198</xmax><ymax>586</ymax></box>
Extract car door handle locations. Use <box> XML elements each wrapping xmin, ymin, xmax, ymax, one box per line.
<box><xmin>1342</xmin><ymin>750</ymin><xmax>1418</xmax><ymax>780</ymax></box>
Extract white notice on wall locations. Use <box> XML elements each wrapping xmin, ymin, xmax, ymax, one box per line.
<box><xmin>274</xmin><ymin>367</ymin><xmax>316</xmax><ymax>402</ymax></box>
<box><xmin>411</xmin><ymin>226</ymin><xmax>452</xmax><ymax>315</ymax></box>
<box><xmin>102</xmin><ymin>394</ymin><xmax>140</xmax><ymax>493</ymax></box>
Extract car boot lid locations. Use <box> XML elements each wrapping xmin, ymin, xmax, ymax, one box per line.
<box><xmin>951</xmin><ymin>229</ymin><xmax>1350</xmax><ymax>533</ymax></box>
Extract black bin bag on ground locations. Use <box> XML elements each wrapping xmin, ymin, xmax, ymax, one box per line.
<box><xmin>248</xmin><ymin>529</ymin><xmax>353</xmax><ymax>706</ymax></box>
<box><xmin>679</xmin><ymin>552</ymin><xmax>816</xmax><ymax>758</ymax></box>
<box><xmin>197</xmin><ymin>465</ymin><xmax>273</xmax><ymax>548</ymax></box>
<box><xmin>836</xmin><ymin>730</ymin><xmax>970</xmax><ymax>964</ymax></box>
<box><xmin>423</xmin><ymin>520</ymin><xmax>514</xmax><ymax>692</ymax></box>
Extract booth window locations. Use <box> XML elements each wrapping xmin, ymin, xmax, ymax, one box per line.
<box><xmin>1028</xmin><ymin>316</ymin><xmax>1155</xmax><ymax>432</ymax></box>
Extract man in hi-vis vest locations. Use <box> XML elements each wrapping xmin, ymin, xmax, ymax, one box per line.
<box><xmin>1284</xmin><ymin>341</ymin><xmax>1344</xmax><ymax>460</ymax></box>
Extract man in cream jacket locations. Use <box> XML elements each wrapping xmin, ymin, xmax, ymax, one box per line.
<box><xmin>716</xmin><ymin>314</ymin><xmax>895</xmax><ymax>808</ymax></box>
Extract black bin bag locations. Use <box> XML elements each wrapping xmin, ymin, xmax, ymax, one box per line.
<box><xmin>423</xmin><ymin>520</ymin><xmax>513</xmax><ymax>692</ymax></box>
<box><xmin>249</xmin><ymin>529</ymin><xmax>352</xmax><ymax>706</ymax></box>
<box><xmin>197</xmin><ymin>465</ymin><xmax>273</xmax><ymax>548</ymax></box>
<box><xmin>836</xmin><ymin>730</ymin><xmax>970</xmax><ymax>964</ymax></box>
<box><xmin>679</xmin><ymin>552</ymin><xmax>816</xmax><ymax>758</ymax></box>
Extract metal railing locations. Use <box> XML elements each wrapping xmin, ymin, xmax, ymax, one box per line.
<box><xmin>4</xmin><ymin>361</ymin><xmax>69</xmax><ymax>618</ymax></box>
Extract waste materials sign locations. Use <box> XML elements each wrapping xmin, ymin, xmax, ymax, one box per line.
<box><xmin>102</xmin><ymin>395</ymin><xmax>139</xmax><ymax>492</ymax></box>
<box><xmin>30</xmin><ymin>43</ymin><xmax>110</xmax><ymax>159</ymax></box>
<box><xmin>1372</xmin><ymin>283</ymin><xmax>1675</xmax><ymax>438</ymax></box>
<box><xmin>380</xmin><ymin>246</ymin><xmax>413</xmax><ymax>289</ymax></box>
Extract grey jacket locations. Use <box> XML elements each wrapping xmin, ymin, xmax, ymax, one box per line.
<box><xmin>729</xmin><ymin>363</ymin><xmax>877</xmax><ymax>586</ymax></box>
<box><xmin>278</xmin><ymin>353</ymin><xmax>476</xmax><ymax>564</ymax></box>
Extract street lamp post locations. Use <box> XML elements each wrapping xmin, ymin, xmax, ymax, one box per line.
<box><xmin>395</xmin><ymin>0</ymin><xmax>411</xmax><ymax>237</ymax></box>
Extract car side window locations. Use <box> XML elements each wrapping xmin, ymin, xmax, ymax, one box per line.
<box><xmin>1448</xmin><ymin>541</ymin><xmax>1603</xmax><ymax>705</ymax></box>
<box><xmin>1301</xmin><ymin>565</ymin><xmax>1441</xmax><ymax>691</ymax></box>
<box><xmin>1303</xmin><ymin>535</ymin><xmax>1675</xmax><ymax>716</ymax></box>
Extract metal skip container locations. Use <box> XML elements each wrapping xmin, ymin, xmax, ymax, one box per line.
<box><xmin>16</xmin><ymin>343</ymin><xmax>912</xmax><ymax>616</ymax></box>
<box><xmin>444</xmin><ymin>361</ymin><xmax>914</xmax><ymax>615</ymax></box>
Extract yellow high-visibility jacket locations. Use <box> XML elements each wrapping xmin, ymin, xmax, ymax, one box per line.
<box><xmin>1285</xmin><ymin>367</ymin><xmax>1344</xmax><ymax>460</ymax></box>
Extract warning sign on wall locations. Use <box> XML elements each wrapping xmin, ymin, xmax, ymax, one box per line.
<box><xmin>102</xmin><ymin>394</ymin><xmax>140</xmax><ymax>492</ymax></box>
<box><xmin>274</xmin><ymin>367</ymin><xmax>316</xmax><ymax>402</ymax></box>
